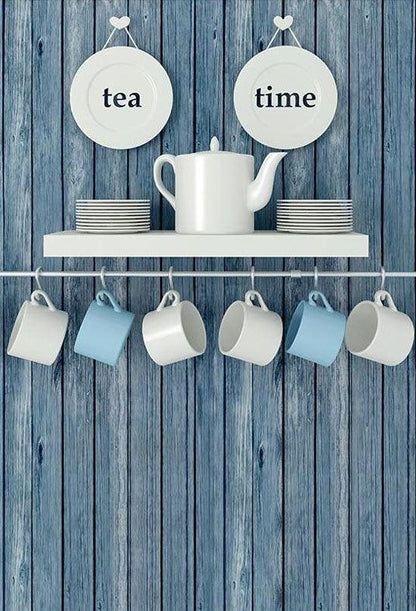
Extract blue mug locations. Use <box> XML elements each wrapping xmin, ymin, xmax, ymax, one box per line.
<box><xmin>74</xmin><ymin>290</ymin><xmax>135</xmax><ymax>366</ymax></box>
<box><xmin>285</xmin><ymin>290</ymin><xmax>346</xmax><ymax>367</ymax></box>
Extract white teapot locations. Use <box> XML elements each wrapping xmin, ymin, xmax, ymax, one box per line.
<box><xmin>153</xmin><ymin>137</ymin><xmax>286</xmax><ymax>234</ymax></box>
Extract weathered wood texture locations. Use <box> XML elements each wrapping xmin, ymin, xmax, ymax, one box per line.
<box><xmin>349</xmin><ymin>2</ymin><xmax>383</xmax><ymax>609</ymax></box>
<box><xmin>32</xmin><ymin>0</ymin><xmax>63</xmax><ymax>607</ymax></box>
<box><xmin>127</xmin><ymin>3</ymin><xmax>162</xmax><ymax>609</ymax></box>
<box><xmin>194</xmin><ymin>2</ymin><xmax>225</xmax><ymax>610</ymax></box>
<box><xmin>0</xmin><ymin>1</ymin><xmax>415</xmax><ymax>609</ymax></box>
<box><xmin>62</xmin><ymin>1</ymin><xmax>94</xmax><ymax>609</ymax></box>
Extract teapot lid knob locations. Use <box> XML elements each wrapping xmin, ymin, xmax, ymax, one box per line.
<box><xmin>210</xmin><ymin>136</ymin><xmax>220</xmax><ymax>151</ymax></box>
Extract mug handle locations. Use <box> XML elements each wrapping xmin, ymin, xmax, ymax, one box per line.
<box><xmin>153</xmin><ymin>154</ymin><xmax>176</xmax><ymax>209</ymax></box>
<box><xmin>31</xmin><ymin>289</ymin><xmax>57</xmax><ymax>312</ymax></box>
<box><xmin>308</xmin><ymin>290</ymin><xmax>334</xmax><ymax>313</ymax></box>
<box><xmin>374</xmin><ymin>289</ymin><xmax>398</xmax><ymax>312</ymax></box>
<box><xmin>157</xmin><ymin>289</ymin><xmax>181</xmax><ymax>311</ymax></box>
<box><xmin>245</xmin><ymin>290</ymin><xmax>269</xmax><ymax>311</ymax></box>
<box><xmin>96</xmin><ymin>289</ymin><xmax>123</xmax><ymax>313</ymax></box>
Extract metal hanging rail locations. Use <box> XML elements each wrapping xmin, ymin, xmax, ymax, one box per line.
<box><xmin>0</xmin><ymin>269</ymin><xmax>415</xmax><ymax>279</ymax></box>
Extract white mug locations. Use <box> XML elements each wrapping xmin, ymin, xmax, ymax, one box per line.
<box><xmin>218</xmin><ymin>289</ymin><xmax>283</xmax><ymax>365</ymax></box>
<box><xmin>142</xmin><ymin>289</ymin><xmax>207</xmax><ymax>365</ymax></box>
<box><xmin>7</xmin><ymin>289</ymin><xmax>69</xmax><ymax>365</ymax></box>
<box><xmin>345</xmin><ymin>289</ymin><xmax>414</xmax><ymax>366</ymax></box>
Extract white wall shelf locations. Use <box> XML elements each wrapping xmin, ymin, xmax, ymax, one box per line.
<box><xmin>43</xmin><ymin>230</ymin><xmax>369</xmax><ymax>258</ymax></box>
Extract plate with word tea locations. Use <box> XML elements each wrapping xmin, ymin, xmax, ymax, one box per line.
<box><xmin>70</xmin><ymin>46</ymin><xmax>173</xmax><ymax>149</ymax></box>
<box><xmin>234</xmin><ymin>45</ymin><xmax>337</xmax><ymax>150</ymax></box>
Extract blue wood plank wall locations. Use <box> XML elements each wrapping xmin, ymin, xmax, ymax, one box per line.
<box><xmin>0</xmin><ymin>0</ymin><xmax>415</xmax><ymax>609</ymax></box>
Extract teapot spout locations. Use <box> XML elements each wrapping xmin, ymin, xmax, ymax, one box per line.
<box><xmin>247</xmin><ymin>152</ymin><xmax>287</xmax><ymax>213</ymax></box>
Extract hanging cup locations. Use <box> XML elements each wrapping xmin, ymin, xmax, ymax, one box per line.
<box><xmin>345</xmin><ymin>289</ymin><xmax>414</xmax><ymax>366</ymax></box>
<box><xmin>74</xmin><ymin>289</ymin><xmax>135</xmax><ymax>366</ymax></box>
<box><xmin>142</xmin><ymin>289</ymin><xmax>206</xmax><ymax>366</ymax></box>
<box><xmin>7</xmin><ymin>289</ymin><xmax>69</xmax><ymax>366</ymax></box>
<box><xmin>219</xmin><ymin>289</ymin><xmax>283</xmax><ymax>365</ymax></box>
<box><xmin>285</xmin><ymin>290</ymin><xmax>346</xmax><ymax>367</ymax></box>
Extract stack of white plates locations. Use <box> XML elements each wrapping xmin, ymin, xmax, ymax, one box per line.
<box><xmin>276</xmin><ymin>200</ymin><xmax>353</xmax><ymax>234</ymax></box>
<box><xmin>76</xmin><ymin>200</ymin><xmax>150</xmax><ymax>233</ymax></box>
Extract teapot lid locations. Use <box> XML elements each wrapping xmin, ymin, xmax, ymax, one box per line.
<box><xmin>177</xmin><ymin>136</ymin><xmax>252</xmax><ymax>158</ymax></box>
<box><xmin>194</xmin><ymin>136</ymin><xmax>251</xmax><ymax>157</ymax></box>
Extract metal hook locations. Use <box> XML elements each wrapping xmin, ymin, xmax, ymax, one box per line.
<box><xmin>314</xmin><ymin>265</ymin><xmax>319</xmax><ymax>290</ymax></box>
<box><xmin>168</xmin><ymin>266</ymin><xmax>174</xmax><ymax>291</ymax></box>
<box><xmin>35</xmin><ymin>266</ymin><xmax>43</xmax><ymax>291</ymax></box>
<box><xmin>380</xmin><ymin>266</ymin><xmax>386</xmax><ymax>291</ymax></box>
<box><xmin>100</xmin><ymin>266</ymin><xmax>107</xmax><ymax>290</ymax></box>
<box><xmin>251</xmin><ymin>265</ymin><xmax>255</xmax><ymax>291</ymax></box>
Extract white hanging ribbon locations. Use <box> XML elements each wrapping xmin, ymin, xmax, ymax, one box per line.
<box><xmin>266</xmin><ymin>15</ymin><xmax>302</xmax><ymax>50</ymax></box>
<box><xmin>103</xmin><ymin>16</ymin><xmax>138</xmax><ymax>50</ymax></box>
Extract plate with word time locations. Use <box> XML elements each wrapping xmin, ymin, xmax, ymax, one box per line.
<box><xmin>70</xmin><ymin>46</ymin><xmax>173</xmax><ymax>149</ymax></box>
<box><xmin>234</xmin><ymin>45</ymin><xmax>337</xmax><ymax>150</ymax></box>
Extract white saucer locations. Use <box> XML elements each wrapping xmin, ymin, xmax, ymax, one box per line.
<box><xmin>76</xmin><ymin>228</ymin><xmax>150</xmax><ymax>234</ymax></box>
<box><xmin>277</xmin><ymin>199</ymin><xmax>352</xmax><ymax>205</ymax></box>
<box><xmin>276</xmin><ymin>228</ymin><xmax>352</xmax><ymax>234</ymax></box>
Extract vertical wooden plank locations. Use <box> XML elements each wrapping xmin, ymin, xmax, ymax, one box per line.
<box><xmin>382</xmin><ymin>0</ymin><xmax>416</xmax><ymax>608</ymax></box>
<box><xmin>315</xmin><ymin>2</ymin><xmax>349</xmax><ymax>609</ymax></box>
<box><xmin>94</xmin><ymin>1</ymin><xmax>129</xmax><ymax>609</ymax></box>
<box><xmin>128</xmin><ymin>1</ymin><xmax>162</xmax><ymax>609</ymax></box>
<box><xmin>62</xmin><ymin>0</ymin><xmax>95</xmax><ymax>608</ymax></box>
<box><xmin>31</xmin><ymin>1</ymin><xmax>63</xmax><ymax>608</ymax></box>
<box><xmin>0</xmin><ymin>0</ymin><xmax>3</xmax><ymax>605</ymax></box>
<box><xmin>349</xmin><ymin>1</ymin><xmax>383</xmax><ymax>608</ymax></box>
<box><xmin>3</xmin><ymin>1</ymin><xmax>32</xmax><ymax>609</ymax></box>
<box><xmin>161</xmin><ymin>1</ymin><xmax>195</xmax><ymax>609</ymax></box>
<box><xmin>194</xmin><ymin>1</ymin><xmax>225</xmax><ymax>609</ymax></box>
<box><xmin>281</xmin><ymin>1</ymin><xmax>315</xmax><ymax>608</ymax></box>
<box><xmin>251</xmin><ymin>1</ymin><xmax>284</xmax><ymax>609</ymax></box>
<box><xmin>224</xmin><ymin>2</ymin><xmax>253</xmax><ymax>609</ymax></box>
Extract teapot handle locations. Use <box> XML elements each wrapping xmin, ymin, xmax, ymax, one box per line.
<box><xmin>153</xmin><ymin>154</ymin><xmax>176</xmax><ymax>209</ymax></box>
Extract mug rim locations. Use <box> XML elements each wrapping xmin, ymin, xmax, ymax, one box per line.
<box><xmin>218</xmin><ymin>300</ymin><xmax>246</xmax><ymax>354</ymax></box>
<box><xmin>345</xmin><ymin>300</ymin><xmax>380</xmax><ymax>354</ymax></box>
<box><xmin>7</xmin><ymin>300</ymin><xmax>31</xmax><ymax>353</ymax></box>
<box><xmin>285</xmin><ymin>300</ymin><xmax>307</xmax><ymax>351</ymax></box>
<box><xmin>179</xmin><ymin>301</ymin><xmax>207</xmax><ymax>353</ymax></box>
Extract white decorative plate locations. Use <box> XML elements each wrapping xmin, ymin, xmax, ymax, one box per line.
<box><xmin>70</xmin><ymin>46</ymin><xmax>173</xmax><ymax>149</ymax></box>
<box><xmin>234</xmin><ymin>46</ymin><xmax>337</xmax><ymax>149</ymax></box>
